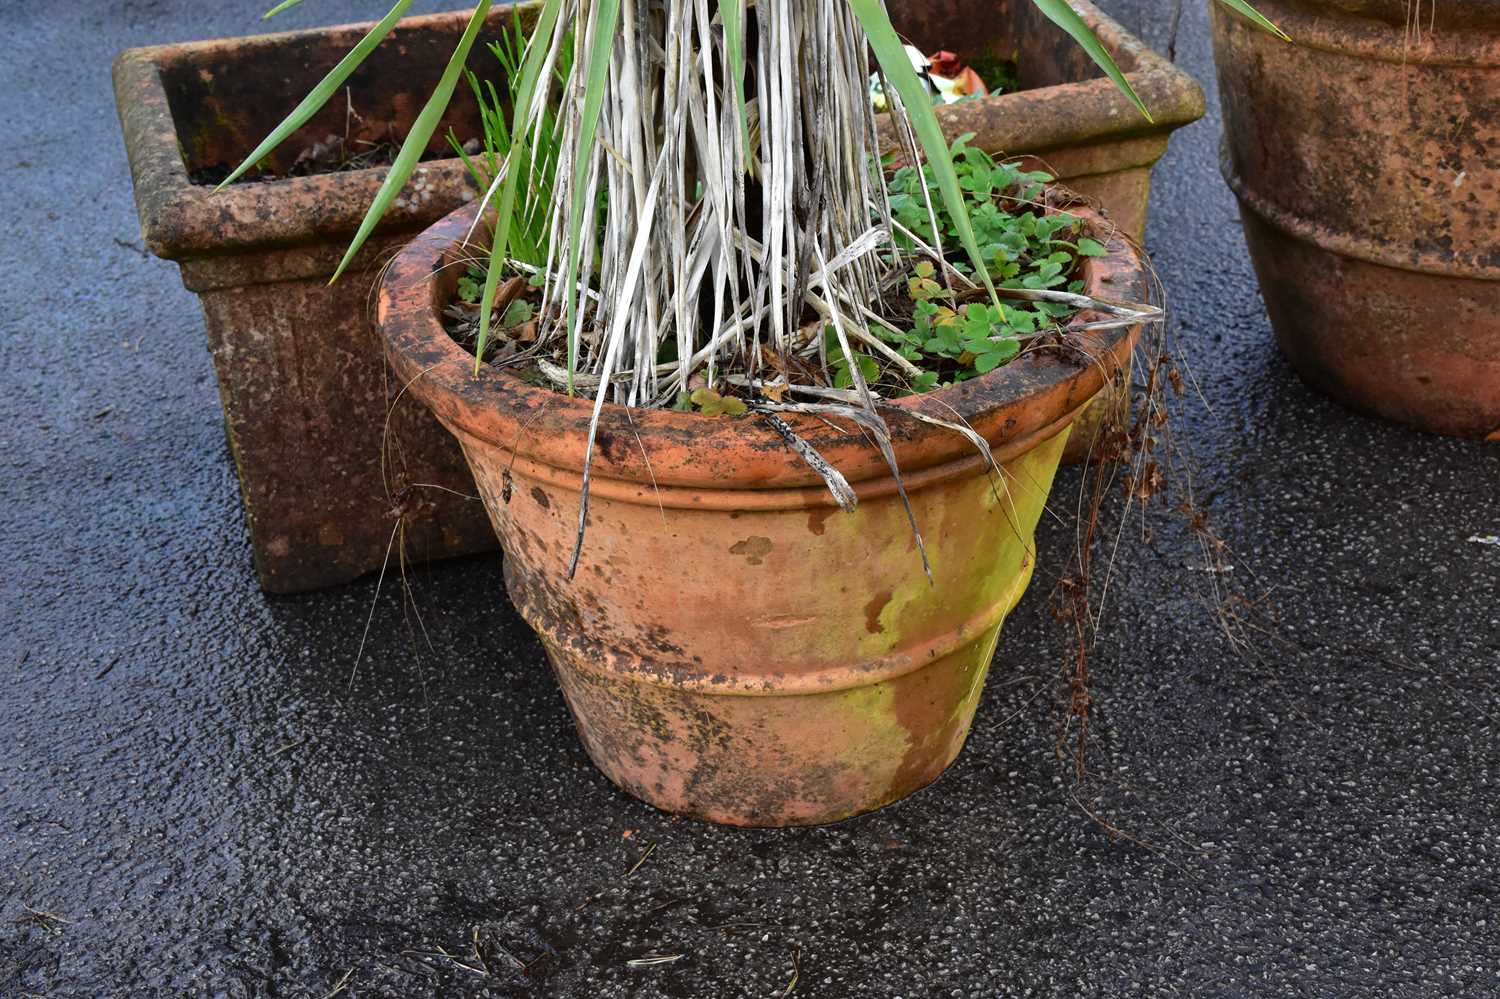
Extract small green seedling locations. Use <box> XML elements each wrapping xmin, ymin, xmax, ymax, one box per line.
<box><xmin>456</xmin><ymin>266</ymin><xmax>484</xmax><ymax>304</ymax></box>
<box><xmin>500</xmin><ymin>299</ymin><xmax>533</xmax><ymax>329</ymax></box>
<box><xmin>822</xmin><ymin>327</ymin><xmax>882</xmax><ymax>391</ymax></box>
<box><xmin>689</xmin><ymin>388</ymin><xmax>747</xmax><ymax>417</ymax></box>
<box><xmin>907</xmin><ymin>260</ymin><xmax>945</xmax><ymax>302</ymax></box>
<box><xmin>958</xmin><ymin>304</ymin><xmax>1023</xmax><ymax>373</ymax></box>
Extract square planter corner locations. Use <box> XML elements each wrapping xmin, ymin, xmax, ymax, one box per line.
<box><xmin>113</xmin><ymin>8</ymin><xmax>526</xmax><ymax>592</ymax></box>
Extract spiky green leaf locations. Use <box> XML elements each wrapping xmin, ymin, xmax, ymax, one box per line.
<box><xmin>719</xmin><ymin>0</ymin><xmax>751</xmax><ymax>171</ymax></box>
<box><xmin>1029</xmin><ymin>0</ymin><xmax>1151</xmax><ymax>122</ymax></box>
<box><xmin>1212</xmin><ymin>0</ymin><xmax>1291</xmax><ymax>40</ymax></box>
<box><xmin>261</xmin><ymin>0</ymin><xmax>307</xmax><ymax>18</ymax></box>
<box><xmin>562</xmin><ymin>0</ymin><xmax>622</xmax><ymax>393</ymax></box>
<box><xmin>218</xmin><ymin>0</ymin><xmax>413</xmax><ymax>189</ymax></box>
<box><xmin>331</xmin><ymin>1</ymin><xmax>493</xmax><ymax>283</ymax></box>
<box><xmin>473</xmin><ymin>0</ymin><xmax>566</xmax><ymax>373</ymax></box>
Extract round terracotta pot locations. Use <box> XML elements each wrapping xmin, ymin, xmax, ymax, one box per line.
<box><xmin>1211</xmin><ymin>0</ymin><xmax>1500</xmax><ymax>440</ymax></box>
<box><xmin>377</xmin><ymin>203</ymin><xmax>1146</xmax><ymax>826</ymax></box>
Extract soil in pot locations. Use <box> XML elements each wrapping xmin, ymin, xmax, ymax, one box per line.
<box><xmin>187</xmin><ymin>130</ymin><xmax>457</xmax><ymax>186</ymax></box>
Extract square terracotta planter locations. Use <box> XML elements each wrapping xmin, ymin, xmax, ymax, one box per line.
<box><xmin>114</xmin><ymin>1</ymin><xmax>1198</xmax><ymax>593</ymax></box>
<box><xmin>113</xmin><ymin>8</ymin><xmax>524</xmax><ymax>593</ymax></box>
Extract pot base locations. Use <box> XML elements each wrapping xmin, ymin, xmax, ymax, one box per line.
<box><xmin>548</xmin><ymin>613</ymin><xmax>1011</xmax><ymax>827</ymax></box>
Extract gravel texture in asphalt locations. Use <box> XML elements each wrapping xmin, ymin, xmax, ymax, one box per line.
<box><xmin>2</xmin><ymin>1</ymin><xmax>1498</xmax><ymax>996</ymax></box>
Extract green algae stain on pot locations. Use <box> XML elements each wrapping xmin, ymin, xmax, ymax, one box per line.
<box><xmin>978</xmin><ymin>431</ymin><xmax>1067</xmax><ymax>584</ymax></box>
<box><xmin>866</xmin><ymin>428</ymin><xmax>1069</xmax><ymax>668</ymax></box>
<box><xmin>827</xmin><ymin>680</ymin><xmax>918</xmax><ymax>806</ymax></box>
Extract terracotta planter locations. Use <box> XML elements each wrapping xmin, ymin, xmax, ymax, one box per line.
<box><xmin>1212</xmin><ymin>0</ymin><xmax>1500</xmax><ymax>439</ymax></box>
<box><xmin>113</xmin><ymin>8</ymin><xmax>533</xmax><ymax>591</ymax></box>
<box><xmin>377</xmin><ymin>203</ymin><xmax>1148</xmax><ymax>826</ymax></box>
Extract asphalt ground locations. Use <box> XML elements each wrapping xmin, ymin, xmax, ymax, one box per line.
<box><xmin>2</xmin><ymin>1</ymin><xmax>1498</xmax><ymax>996</ymax></box>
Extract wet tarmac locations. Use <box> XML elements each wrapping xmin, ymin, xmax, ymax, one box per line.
<box><xmin>3</xmin><ymin>1</ymin><xmax>1498</xmax><ymax>996</ymax></box>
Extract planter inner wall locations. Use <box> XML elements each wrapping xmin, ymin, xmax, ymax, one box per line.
<box><xmin>158</xmin><ymin>14</ymin><xmax>519</xmax><ymax>179</ymax></box>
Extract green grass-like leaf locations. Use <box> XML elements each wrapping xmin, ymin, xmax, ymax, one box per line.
<box><xmin>450</xmin><ymin>18</ymin><xmax>572</xmax><ymax>271</ymax></box>
<box><xmin>848</xmin><ymin>0</ymin><xmax>1001</xmax><ymax>308</ymax></box>
<box><xmin>719</xmin><ymin>0</ymin><xmax>751</xmax><ymax>172</ymax></box>
<box><xmin>562</xmin><ymin>0</ymin><xmax>623</xmax><ymax>394</ymax></box>
<box><xmin>1212</xmin><ymin>0</ymin><xmax>1291</xmax><ymax>40</ymax></box>
<box><xmin>217</xmin><ymin>0</ymin><xmax>413</xmax><ymax>190</ymax></box>
<box><xmin>331</xmin><ymin>0</ymin><xmax>494</xmax><ymax>284</ymax></box>
<box><xmin>261</xmin><ymin>0</ymin><xmax>307</xmax><ymax>18</ymax></box>
<box><xmin>1029</xmin><ymin>0</ymin><xmax>1151</xmax><ymax>121</ymax></box>
<box><xmin>473</xmin><ymin>0</ymin><xmax>566</xmax><ymax>374</ymax></box>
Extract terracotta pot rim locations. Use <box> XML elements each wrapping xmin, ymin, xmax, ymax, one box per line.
<box><xmin>376</xmin><ymin>201</ymin><xmax>1146</xmax><ymax>493</ymax></box>
<box><xmin>493</xmin><ymin>403</ymin><xmax>1085</xmax><ymax>511</ymax></box>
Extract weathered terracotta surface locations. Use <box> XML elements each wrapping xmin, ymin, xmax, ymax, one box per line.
<box><xmin>377</xmin><ymin>204</ymin><xmax>1147</xmax><ymax>826</ymax></box>
<box><xmin>113</xmin><ymin>8</ymin><xmax>527</xmax><ymax>591</ymax></box>
<box><xmin>1212</xmin><ymin>0</ymin><xmax>1500</xmax><ymax>439</ymax></box>
<box><xmin>888</xmin><ymin>0</ymin><xmax>1204</xmax><ymax>460</ymax></box>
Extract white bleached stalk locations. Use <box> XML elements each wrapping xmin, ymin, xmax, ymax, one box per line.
<box><xmin>499</xmin><ymin>0</ymin><xmax>996</xmax><ymax>566</ymax></box>
<box><xmin>520</xmin><ymin>0</ymin><xmax>898</xmax><ymax>396</ymax></box>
